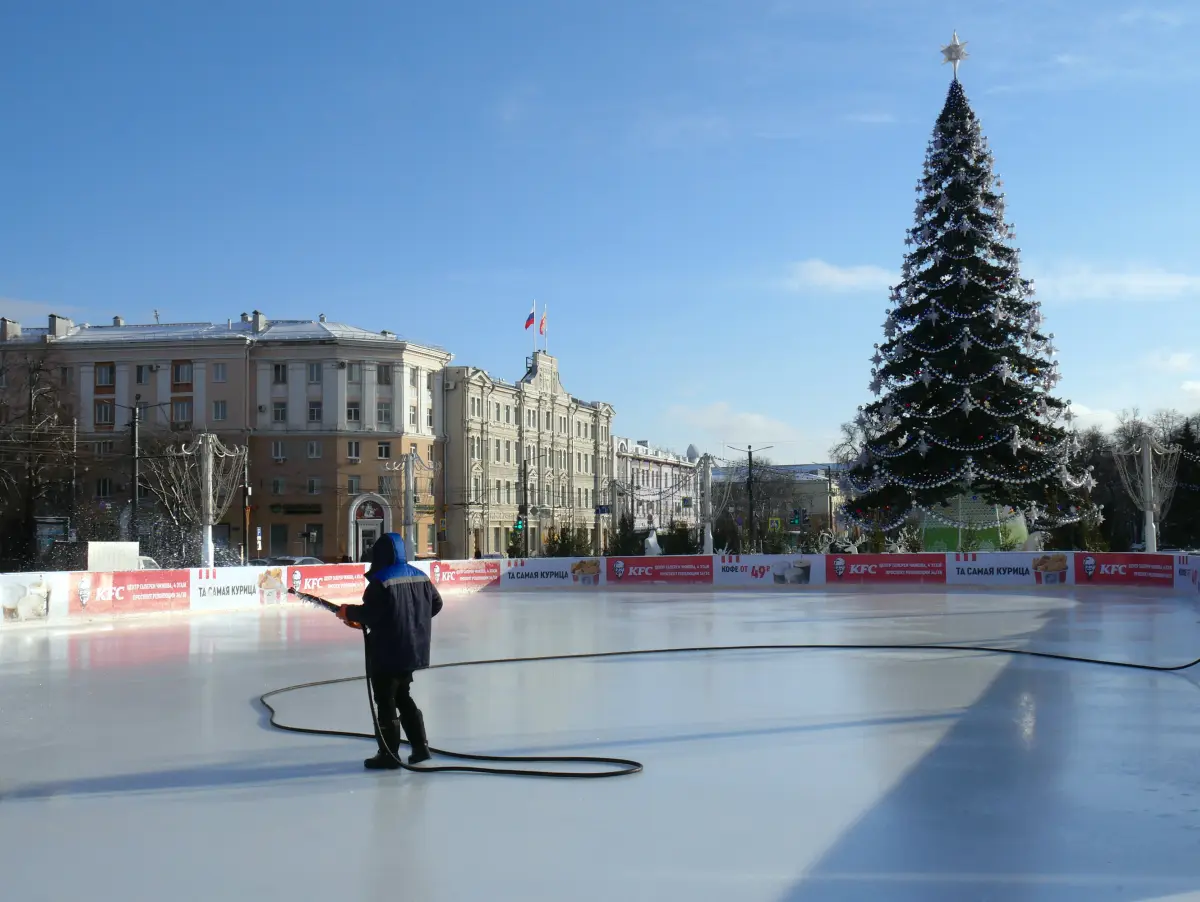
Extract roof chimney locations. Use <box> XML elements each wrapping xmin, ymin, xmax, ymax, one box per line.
<box><xmin>48</xmin><ymin>313</ymin><xmax>74</xmax><ymax>338</ymax></box>
<box><xmin>240</xmin><ymin>312</ymin><xmax>251</xmax><ymax>323</ymax></box>
<box><xmin>251</xmin><ymin>310</ymin><xmax>267</xmax><ymax>333</ymax></box>
<box><xmin>113</xmin><ymin>315</ymin><xmax>124</xmax><ymax>327</ymax></box>
<box><xmin>318</xmin><ymin>313</ymin><xmax>326</xmax><ymax>323</ymax></box>
<box><xmin>0</xmin><ymin>318</ymin><xmax>21</xmax><ymax>340</ymax></box>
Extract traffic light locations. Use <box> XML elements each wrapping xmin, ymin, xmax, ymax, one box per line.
<box><xmin>789</xmin><ymin>509</ymin><xmax>801</xmax><ymax>526</ymax></box>
<box><xmin>515</xmin><ymin>516</ymin><xmax>525</xmax><ymax>531</ymax></box>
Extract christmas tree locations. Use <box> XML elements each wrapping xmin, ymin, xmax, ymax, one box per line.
<box><xmin>841</xmin><ymin>35</ymin><xmax>1098</xmax><ymax>536</ymax></box>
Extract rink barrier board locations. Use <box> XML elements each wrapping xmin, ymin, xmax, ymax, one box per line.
<box><xmin>1</xmin><ymin>552</ymin><xmax>1196</xmax><ymax>627</ymax></box>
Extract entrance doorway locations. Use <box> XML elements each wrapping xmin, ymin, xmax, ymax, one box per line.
<box><xmin>348</xmin><ymin>494</ymin><xmax>392</xmax><ymax>562</ymax></box>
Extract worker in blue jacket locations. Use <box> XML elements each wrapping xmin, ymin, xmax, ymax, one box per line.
<box><xmin>338</xmin><ymin>533</ymin><xmax>443</xmax><ymax>769</ymax></box>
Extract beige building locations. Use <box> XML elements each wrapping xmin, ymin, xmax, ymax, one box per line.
<box><xmin>613</xmin><ymin>438</ymin><xmax>701</xmax><ymax>531</ymax></box>
<box><xmin>0</xmin><ymin>310</ymin><xmax>450</xmax><ymax>561</ymax></box>
<box><xmin>441</xmin><ymin>351</ymin><xmax>614</xmax><ymax>557</ymax></box>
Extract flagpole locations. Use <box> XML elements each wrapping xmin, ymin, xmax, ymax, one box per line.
<box><xmin>533</xmin><ymin>302</ymin><xmax>538</xmax><ymax>355</ymax></box>
<box><xmin>544</xmin><ymin>304</ymin><xmax>548</xmax><ymax>355</ymax></box>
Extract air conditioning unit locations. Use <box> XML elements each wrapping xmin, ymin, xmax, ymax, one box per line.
<box><xmin>273</xmin><ymin>457</ymin><xmax>286</xmax><ymax>464</ymax></box>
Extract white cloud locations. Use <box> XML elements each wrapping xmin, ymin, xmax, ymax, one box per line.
<box><xmin>1069</xmin><ymin>402</ymin><xmax>1122</xmax><ymax>433</ymax></box>
<box><xmin>665</xmin><ymin>401</ymin><xmax>832</xmax><ymax>461</ymax></box>
<box><xmin>782</xmin><ymin>259</ymin><xmax>894</xmax><ymax>294</ymax></box>
<box><xmin>1145</xmin><ymin>351</ymin><xmax>1196</xmax><ymax>373</ymax></box>
<box><xmin>1032</xmin><ymin>263</ymin><xmax>1200</xmax><ymax>303</ymax></box>
<box><xmin>1182</xmin><ymin>381</ymin><xmax>1200</xmax><ymax>398</ymax></box>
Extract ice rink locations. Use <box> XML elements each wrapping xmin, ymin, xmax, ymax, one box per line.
<box><xmin>4</xmin><ymin>586</ymin><xmax>1200</xmax><ymax>901</ymax></box>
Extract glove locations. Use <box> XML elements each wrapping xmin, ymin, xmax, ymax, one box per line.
<box><xmin>337</xmin><ymin>604</ymin><xmax>363</xmax><ymax>630</ymax></box>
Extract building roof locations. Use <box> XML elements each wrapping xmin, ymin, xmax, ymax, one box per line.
<box><xmin>0</xmin><ymin>312</ymin><xmax>450</xmax><ymax>356</ymax></box>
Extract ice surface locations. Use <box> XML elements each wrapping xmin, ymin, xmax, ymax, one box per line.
<box><xmin>3</xmin><ymin>587</ymin><xmax>1200</xmax><ymax>901</ymax></box>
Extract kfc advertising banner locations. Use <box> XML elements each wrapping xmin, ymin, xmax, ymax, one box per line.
<box><xmin>1</xmin><ymin>572</ymin><xmax>68</xmax><ymax>626</ymax></box>
<box><xmin>191</xmin><ymin>566</ymin><xmax>296</xmax><ymax>612</ymax></box>
<box><xmin>606</xmin><ymin>556</ymin><xmax>713</xmax><ymax>585</ymax></box>
<box><xmin>68</xmin><ymin>570</ymin><xmax>192</xmax><ymax>616</ymax></box>
<box><xmin>1074</xmin><ymin>552</ymin><xmax>1175</xmax><ymax>587</ymax></box>
<box><xmin>503</xmin><ymin>558</ymin><xmax>602</xmax><ymax>587</ymax></box>
<box><xmin>945</xmin><ymin>552</ymin><xmax>1074</xmax><ymax>586</ymax></box>
<box><xmin>284</xmin><ymin>564</ymin><xmax>369</xmax><ymax>603</ymax></box>
<box><xmin>712</xmin><ymin>554</ymin><xmax>826</xmax><ymax>587</ymax></box>
<box><xmin>427</xmin><ymin>559</ymin><xmax>501</xmax><ymax>592</ymax></box>
<box><xmin>826</xmin><ymin>553</ymin><xmax>947</xmax><ymax>584</ymax></box>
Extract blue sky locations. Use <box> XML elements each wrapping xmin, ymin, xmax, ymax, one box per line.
<box><xmin>2</xmin><ymin>1</ymin><xmax>1198</xmax><ymax>463</ymax></box>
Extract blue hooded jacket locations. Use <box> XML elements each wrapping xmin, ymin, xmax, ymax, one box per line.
<box><xmin>344</xmin><ymin>532</ymin><xmax>443</xmax><ymax>673</ymax></box>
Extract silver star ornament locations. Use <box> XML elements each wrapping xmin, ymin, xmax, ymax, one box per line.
<box><xmin>941</xmin><ymin>32</ymin><xmax>969</xmax><ymax>80</ymax></box>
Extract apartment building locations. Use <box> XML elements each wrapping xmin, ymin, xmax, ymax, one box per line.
<box><xmin>442</xmin><ymin>351</ymin><xmax>614</xmax><ymax>557</ymax></box>
<box><xmin>0</xmin><ymin>311</ymin><xmax>450</xmax><ymax>561</ymax></box>
<box><xmin>613</xmin><ymin>438</ymin><xmax>701</xmax><ymax>531</ymax></box>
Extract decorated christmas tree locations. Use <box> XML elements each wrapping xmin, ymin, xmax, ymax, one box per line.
<box><xmin>841</xmin><ymin>34</ymin><xmax>1099</xmax><ymax>538</ymax></box>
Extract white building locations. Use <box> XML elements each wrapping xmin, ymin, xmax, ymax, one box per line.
<box><xmin>442</xmin><ymin>351</ymin><xmax>615</xmax><ymax>557</ymax></box>
<box><xmin>613</xmin><ymin>438</ymin><xmax>701</xmax><ymax>531</ymax></box>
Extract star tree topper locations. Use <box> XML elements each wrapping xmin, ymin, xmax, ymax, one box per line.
<box><xmin>941</xmin><ymin>31</ymin><xmax>969</xmax><ymax>79</ymax></box>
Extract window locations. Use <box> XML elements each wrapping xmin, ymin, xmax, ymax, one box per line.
<box><xmin>377</xmin><ymin>364</ymin><xmax>392</xmax><ymax>386</ymax></box>
<box><xmin>307</xmin><ymin>362</ymin><xmax>322</xmax><ymax>384</ymax></box>
<box><xmin>308</xmin><ymin>401</ymin><xmax>322</xmax><ymax>423</ymax></box>
<box><xmin>302</xmin><ymin>524</ymin><xmax>324</xmax><ymax>558</ymax></box>
<box><xmin>60</xmin><ymin>366</ymin><xmax>73</xmax><ymax>388</ymax></box>
<box><xmin>506</xmin><ymin>482</ymin><xmax>512</xmax><ymax>504</ymax></box>
<box><xmin>273</xmin><ymin>363</ymin><xmax>287</xmax><ymax>384</ymax></box>
<box><xmin>347</xmin><ymin>440</ymin><xmax>361</xmax><ymax>460</ymax></box>
<box><xmin>426</xmin><ymin>373</ymin><xmax>433</xmax><ymax>391</ymax></box>
<box><xmin>495</xmin><ymin>439</ymin><xmax>501</xmax><ymax>463</ymax></box>
<box><xmin>307</xmin><ymin>440</ymin><xmax>322</xmax><ymax>459</ymax></box>
<box><xmin>378</xmin><ymin>441</ymin><xmax>392</xmax><ymax>460</ymax></box>
<box><xmin>427</xmin><ymin>408</ymin><xmax>433</xmax><ymax>429</ymax></box>
<box><xmin>172</xmin><ymin>399</ymin><xmax>194</xmax><ymax>425</ymax></box>
<box><xmin>96</xmin><ymin>477</ymin><xmax>112</xmax><ymax>499</ymax></box>
<box><xmin>473</xmin><ymin>476</ymin><xmax>480</xmax><ymax>503</ymax></box>
<box><xmin>307</xmin><ymin>477</ymin><xmax>321</xmax><ymax>496</ymax></box>
<box><xmin>427</xmin><ymin>523</ymin><xmax>435</xmax><ymax>550</ymax></box>
<box><xmin>409</xmin><ymin>405</ymin><xmax>417</xmax><ymax>427</ymax></box>
<box><xmin>212</xmin><ymin>400</ymin><xmax>227</xmax><ymax>421</ymax></box>
<box><xmin>172</xmin><ymin>361</ymin><xmax>193</xmax><ymax>386</ymax></box>
<box><xmin>346</xmin><ymin>401</ymin><xmax>360</xmax><ymax>423</ymax></box>
<box><xmin>272</xmin><ymin>402</ymin><xmax>287</xmax><ymax>423</ymax></box>
<box><xmin>495</xmin><ymin>480</ymin><xmax>501</xmax><ymax>503</ymax></box>
<box><xmin>94</xmin><ymin>400</ymin><xmax>114</xmax><ymax>426</ymax></box>
<box><xmin>92</xmin><ymin>440</ymin><xmax>114</xmax><ymax>457</ymax></box>
<box><xmin>505</xmin><ymin>405</ymin><xmax>511</xmax><ymax>424</ymax></box>
<box><xmin>347</xmin><ymin>475</ymin><xmax>361</xmax><ymax>495</ymax></box>
<box><xmin>270</xmin><ymin>524</ymin><xmax>288</xmax><ymax>557</ymax></box>
<box><xmin>379</xmin><ymin>475</ymin><xmax>395</xmax><ymax>495</ymax></box>
<box><xmin>271</xmin><ymin>440</ymin><xmax>286</xmax><ymax>460</ymax></box>
<box><xmin>348</xmin><ymin>363</ymin><xmax>362</xmax><ymax>383</ymax></box>
<box><xmin>377</xmin><ymin>401</ymin><xmax>391</xmax><ymax>425</ymax></box>
<box><xmin>409</xmin><ymin>367</ymin><xmax>418</xmax><ymax>387</ymax></box>
<box><xmin>135</xmin><ymin>364</ymin><xmax>150</xmax><ymax>385</ymax></box>
<box><xmin>495</xmin><ymin>402</ymin><xmax>501</xmax><ymax>421</ymax></box>
<box><xmin>95</xmin><ymin>363</ymin><xmax>115</xmax><ymax>387</ymax></box>
<box><xmin>271</xmin><ymin>478</ymin><xmax>285</xmax><ymax>495</ymax></box>
<box><xmin>505</xmin><ymin>440</ymin><xmax>511</xmax><ymax>463</ymax></box>
<box><xmin>213</xmin><ymin>362</ymin><xmax>227</xmax><ymax>383</ymax></box>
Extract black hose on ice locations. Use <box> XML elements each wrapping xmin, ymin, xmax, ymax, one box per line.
<box><xmin>260</xmin><ymin>634</ymin><xmax>1200</xmax><ymax>779</ymax></box>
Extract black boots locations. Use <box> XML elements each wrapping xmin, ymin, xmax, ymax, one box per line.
<box><xmin>402</xmin><ymin>709</ymin><xmax>431</xmax><ymax>765</ymax></box>
<box><xmin>364</xmin><ymin>714</ymin><xmax>431</xmax><ymax>768</ymax></box>
<box><xmin>364</xmin><ymin>718</ymin><xmax>403</xmax><ymax>770</ymax></box>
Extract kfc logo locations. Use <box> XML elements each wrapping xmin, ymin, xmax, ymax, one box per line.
<box><xmin>1099</xmin><ymin>564</ymin><xmax>1127</xmax><ymax>575</ymax></box>
<box><xmin>612</xmin><ymin>560</ymin><xmax>626</xmax><ymax>580</ymax></box>
<box><xmin>849</xmin><ymin>563</ymin><xmax>878</xmax><ymax>575</ymax></box>
<box><xmin>1083</xmin><ymin>555</ymin><xmax>1096</xmax><ymax>580</ymax></box>
<box><xmin>430</xmin><ymin>562</ymin><xmax>442</xmax><ymax>583</ymax></box>
<box><xmin>833</xmin><ymin>557</ymin><xmax>846</xmax><ymax>579</ymax></box>
<box><xmin>302</xmin><ymin>577</ymin><xmax>324</xmax><ymax>591</ymax></box>
<box><xmin>291</xmin><ymin>570</ymin><xmax>303</xmax><ymax>592</ymax></box>
<box><xmin>628</xmin><ymin>566</ymin><xmax>653</xmax><ymax>577</ymax></box>
<box><xmin>77</xmin><ymin>574</ymin><xmax>92</xmax><ymax>607</ymax></box>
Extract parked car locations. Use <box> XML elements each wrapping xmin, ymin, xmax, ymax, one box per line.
<box><xmin>266</xmin><ymin>556</ymin><xmax>325</xmax><ymax>567</ymax></box>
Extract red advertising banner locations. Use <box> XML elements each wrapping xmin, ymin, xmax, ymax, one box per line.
<box><xmin>67</xmin><ymin>570</ymin><xmax>192</xmax><ymax>616</ymax></box>
<box><xmin>428</xmin><ymin>559</ymin><xmax>501</xmax><ymax>591</ymax></box>
<box><xmin>825</xmin><ymin>553</ymin><xmax>947</xmax><ymax>584</ymax></box>
<box><xmin>285</xmin><ymin>564</ymin><xmax>368</xmax><ymax>603</ymax></box>
<box><xmin>1074</xmin><ymin>553</ymin><xmax>1174</xmax><ymax>587</ymax></box>
<box><xmin>605</xmin><ymin>556</ymin><xmax>714</xmax><ymax>585</ymax></box>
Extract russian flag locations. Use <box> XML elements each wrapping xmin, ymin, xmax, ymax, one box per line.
<box><xmin>524</xmin><ymin>302</ymin><xmax>536</xmax><ymax>330</ymax></box>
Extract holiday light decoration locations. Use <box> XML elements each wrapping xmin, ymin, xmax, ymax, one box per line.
<box><xmin>840</xmin><ymin>37</ymin><xmax>1099</xmax><ymax>533</ymax></box>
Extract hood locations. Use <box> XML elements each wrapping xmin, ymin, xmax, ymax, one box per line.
<box><xmin>369</xmin><ymin>533</ymin><xmax>407</xmax><ymax>573</ymax></box>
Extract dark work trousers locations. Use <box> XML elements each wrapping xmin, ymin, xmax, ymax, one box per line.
<box><xmin>369</xmin><ymin>672</ymin><xmax>427</xmax><ymax>754</ymax></box>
